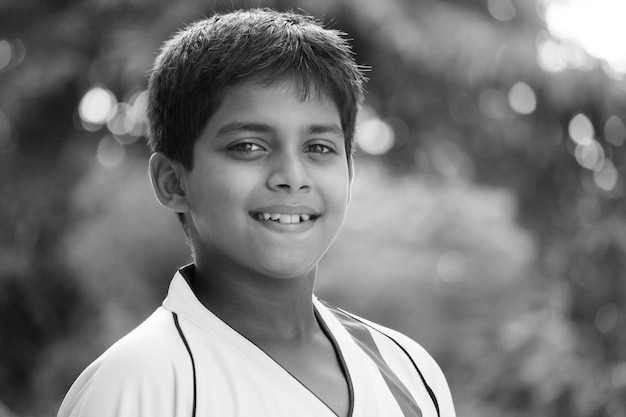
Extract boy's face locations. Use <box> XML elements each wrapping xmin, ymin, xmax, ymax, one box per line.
<box><xmin>181</xmin><ymin>79</ymin><xmax>350</xmax><ymax>279</ymax></box>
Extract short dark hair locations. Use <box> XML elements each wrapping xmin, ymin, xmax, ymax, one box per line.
<box><xmin>146</xmin><ymin>8</ymin><xmax>367</xmax><ymax>172</ymax></box>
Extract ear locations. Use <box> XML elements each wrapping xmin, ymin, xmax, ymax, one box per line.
<box><xmin>149</xmin><ymin>152</ymin><xmax>189</xmax><ymax>213</ymax></box>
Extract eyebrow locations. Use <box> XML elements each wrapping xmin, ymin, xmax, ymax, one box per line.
<box><xmin>308</xmin><ymin>124</ymin><xmax>344</xmax><ymax>138</ymax></box>
<box><xmin>215</xmin><ymin>121</ymin><xmax>344</xmax><ymax>138</ymax></box>
<box><xmin>216</xmin><ymin>122</ymin><xmax>273</xmax><ymax>137</ymax></box>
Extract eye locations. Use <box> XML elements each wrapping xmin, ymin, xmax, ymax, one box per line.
<box><xmin>228</xmin><ymin>142</ymin><xmax>266</xmax><ymax>153</ymax></box>
<box><xmin>225</xmin><ymin>141</ymin><xmax>268</xmax><ymax>160</ymax></box>
<box><xmin>304</xmin><ymin>143</ymin><xmax>336</xmax><ymax>154</ymax></box>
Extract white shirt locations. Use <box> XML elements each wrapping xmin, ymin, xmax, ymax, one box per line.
<box><xmin>58</xmin><ymin>269</ymin><xmax>456</xmax><ymax>417</ymax></box>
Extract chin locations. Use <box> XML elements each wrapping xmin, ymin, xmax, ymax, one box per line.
<box><xmin>256</xmin><ymin>259</ymin><xmax>318</xmax><ymax>280</ymax></box>
<box><xmin>248</xmin><ymin>245</ymin><xmax>324</xmax><ymax>278</ymax></box>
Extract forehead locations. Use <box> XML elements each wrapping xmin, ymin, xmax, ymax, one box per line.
<box><xmin>209</xmin><ymin>77</ymin><xmax>342</xmax><ymax>126</ymax></box>
<box><xmin>227</xmin><ymin>74</ymin><xmax>334</xmax><ymax>104</ymax></box>
<box><xmin>252</xmin><ymin>74</ymin><xmax>335</xmax><ymax>105</ymax></box>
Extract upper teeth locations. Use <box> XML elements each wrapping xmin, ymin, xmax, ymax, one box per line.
<box><xmin>258</xmin><ymin>213</ymin><xmax>312</xmax><ymax>224</ymax></box>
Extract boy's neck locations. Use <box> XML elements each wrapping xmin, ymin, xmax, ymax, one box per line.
<box><xmin>187</xmin><ymin>260</ymin><xmax>320</xmax><ymax>342</ymax></box>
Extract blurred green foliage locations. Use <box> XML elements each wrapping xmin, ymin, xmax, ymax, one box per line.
<box><xmin>1</xmin><ymin>0</ymin><xmax>625</xmax><ymax>416</ymax></box>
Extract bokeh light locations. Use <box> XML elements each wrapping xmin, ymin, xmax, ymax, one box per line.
<box><xmin>79</xmin><ymin>86</ymin><xmax>117</xmax><ymax>127</ymax></box>
<box><xmin>536</xmin><ymin>35</ymin><xmax>568</xmax><ymax>73</ymax></box>
<box><xmin>543</xmin><ymin>0</ymin><xmax>626</xmax><ymax>73</ymax></box>
<box><xmin>568</xmin><ymin>113</ymin><xmax>594</xmax><ymax>146</ymax></box>
<box><xmin>593</xmin><ymin>159</ymin><xmax>618</xmax><ymax>191</ymax></box>
<box><xmin>508</xmin><ymin>82</ymin><xmax>537</xmax><ymax>115</ymax></box>
<box><xmin>487</xmin><ymin>0</ymin><xmax>516</xmax><ymax>22</ymax></box>
<box><xmin>78</xmin><ymin>86</ymin><xmax>147</xmax><ymax>141</ymax></box>
<box><xmin>604</xmin><ymin>115</ymin><xmax>625</xmax><ymax>147</ymax></box>
<box><xmin>574</xmin><ymin>139</ymin><xmax>604</xmax><ymax>171</ymax></box>
<box><xmin>107</xmin><ymin>103</ymin><xmax>133</xmax><ymax>137</ymax></box>
<box><xmin>126</xmin><ymin>90</ymin><xmax>148</xmax><ymax>137</ymax></box>
<box><xmin>97</xmin><ymin>135</ymin><xmax>125</xmax><ymax>167</ymax></box>
<box><xmin>561</xmin><ymin>41</ymin><xmax>594</xmax><ymax>71</ymax></box>
<box><xmin>0</xmin><ymin>39</ymin><xmax>25</xmax><ymax>72</ymax></box>
<box><xmin>356</xmin><ymin>112</ymin><xmax>396</xmax><ymax>155</ymax></box>
<box><xmin>536</xmin><ymin>31</ymin><xmax>595</xmax><ymax>74</ymax></box>
<box><xmin>0</xmin><ymin>40</ymin><xmax>12</xmax><ymax>71</ymax></box>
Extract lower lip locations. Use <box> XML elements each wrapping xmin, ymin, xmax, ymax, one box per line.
<box><xmin>251</xmin><ymin>216</ymin><xmax>317</xmax><ymax>233</ymax></box>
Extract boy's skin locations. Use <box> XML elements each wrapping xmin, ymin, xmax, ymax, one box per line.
<box><xmin>150</xmin><ymin>77</ymin><xmax>352</xmax><ymax>416</ymax></box>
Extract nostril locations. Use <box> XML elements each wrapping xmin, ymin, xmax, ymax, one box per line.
<box><xmin>266</xmin><ymin>160</ymin><xmax>312</xmax><ymax>191</ymax></box>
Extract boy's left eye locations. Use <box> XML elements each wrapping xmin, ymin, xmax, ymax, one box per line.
<box><xmin>304</xmin><ymin>143</ymin><xmax>335</xmax><ymax>154</ymax></box>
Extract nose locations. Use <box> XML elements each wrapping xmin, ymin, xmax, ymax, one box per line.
<box><xmin>267</xmin><ymin>150</ymin><xmax>311</xmax><ymax>192</ymax></box>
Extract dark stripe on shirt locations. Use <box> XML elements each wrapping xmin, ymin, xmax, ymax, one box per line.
<box><xmin>324</xmin><ymin>303</ymin><xmax>440</xmax><ymax>417</ymax></box>
<box><xmin>173</xmin><ymin>312</ymin><xmax>197</xmax><ymax>417</ymax></box>
<box><xmin>323</xmin><ymin>302</ymin><xmax>422</xmax><ymax>417</ymax></box>
<box><xmin>382</xmin><ymin>335</ymin><xmax>440</xmax><ymax>417</ymax></box>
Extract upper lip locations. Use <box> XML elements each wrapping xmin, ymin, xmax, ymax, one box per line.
<box><xmin>250</xmin><ymin>204</ymin><xmax>320</xmax><ymax>216</ymax></box>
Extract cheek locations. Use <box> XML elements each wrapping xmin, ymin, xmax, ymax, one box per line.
<box><xmin>186</xmin><ymin>173</ymin><xmax>231</xmax><ymax>221</ymax></box>
<box><xmin>322</xmin><ymin>170</ymin><xmax>351</xmax><ymax>210</ymax></box>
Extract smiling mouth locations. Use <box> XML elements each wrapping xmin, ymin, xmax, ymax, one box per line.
<box><xmin>251</xmin><ymin>212</ymin><xmax>320</xmax><ymax>224</ymax></box>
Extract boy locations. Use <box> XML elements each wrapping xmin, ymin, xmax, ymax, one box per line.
<box><xmin>58</xmin><ymin>8</ymin><xmax>455</xmax><ymax>417</ymax></box>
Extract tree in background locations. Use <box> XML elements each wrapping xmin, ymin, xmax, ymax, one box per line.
<box><xmin>0</xmin><ymin>0</ymin><xmax>624</xmax><ymax>415</ymax></box>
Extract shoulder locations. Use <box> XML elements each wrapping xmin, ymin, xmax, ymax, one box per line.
<box><xmin>367</xmin><ymin>319</ymin><xmax>456</xmax><ymax>417</ymax></box>
<box><xmin>357</xmin><ymin>314</ymin><xmax>444</xmax><ymax>380</ymax></box>
<box><xmin>320</xmin><ymin>301</ymin><xmax>457</xmax><ymax>417</ymax></box>
<box><xmin>58</xmin><ymin>308</ymin><xmax>194</xmax><ymax>417</ymax></box>
<box><xmin>87</xmin><ymin>308</ymin><xmax>188</xmax><ymax>380</ymax></box>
